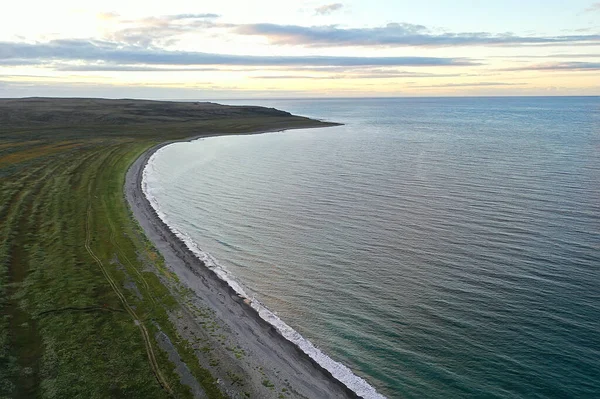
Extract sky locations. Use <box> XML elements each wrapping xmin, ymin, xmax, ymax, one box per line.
<box><xmin>1</xmin><ymin>0</ymin><xmax>599</xmax><ymax>98</ymax></box>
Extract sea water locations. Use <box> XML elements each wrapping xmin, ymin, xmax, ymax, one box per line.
<box><xmin>144</xmin><ymin>97</ymin><xmax>600</xmax><ymax>398</ymax></box>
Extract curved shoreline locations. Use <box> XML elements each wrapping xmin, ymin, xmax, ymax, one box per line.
<box><xmin>125</xmin><ymin>127</ymin><xmax>385</xmax><ymax>398</ymax></box>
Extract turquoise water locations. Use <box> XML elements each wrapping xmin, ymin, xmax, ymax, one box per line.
<box><xmin>145</xmin><ymin>97</ymin><xmax>600</xmax><ymax>398</ymax></box>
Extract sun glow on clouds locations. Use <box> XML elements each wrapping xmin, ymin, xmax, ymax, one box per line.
<box><xmin>0</xmin><ymin>0</ymin><xmax>599</xmax><ymax>98</ymax></box>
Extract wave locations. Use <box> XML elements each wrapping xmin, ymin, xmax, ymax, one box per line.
<box><xmin>142</xmin><ymin>144</ymin><xmax>386</xmax><ymax>399</ymax></box>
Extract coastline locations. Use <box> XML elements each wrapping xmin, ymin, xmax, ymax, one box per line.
<box><xmin>125</xmin><ymin>127</ymin><xmax>383</xmax><ymax>398</ymax></box>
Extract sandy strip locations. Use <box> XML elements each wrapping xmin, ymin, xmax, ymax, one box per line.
<box><xmin>125</xmin><ymin>128</ymin><xmax>362</xmax><ymax>399</ymax></box>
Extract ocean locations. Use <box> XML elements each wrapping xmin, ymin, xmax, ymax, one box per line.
<box><xmin>143</xmin><ymin>97</ymin><xmax>600</xmax><ymax>398</ymax></box>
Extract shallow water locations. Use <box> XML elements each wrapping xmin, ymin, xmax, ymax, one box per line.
<box><xmin>145</xmin><ymin>97</ymin><xmax>600</xmax><ymax>398</ymax></box>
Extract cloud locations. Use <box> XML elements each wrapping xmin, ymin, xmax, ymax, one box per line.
<box><xmin>53</xmin><ymin>63</ymin><xmax>469</xmax><ymax>77</ymax></box>
<box><xmin>98</xmin><ymin>12</ymin><xmax>120</xmax><ymax>20</ymax></box>
<box><xmin>502</xmin><ymin>62</ymin><xmax>600</xmax><ymax>71</ymax></box>
<box><xmin>584</xmin><ymin>2</ymin><xmax>600</xmax><ymax>12</ymax></box>
<box><xmin>252</xmin><ymin>70</ymin><xmax>466</xmax><ymax>79</ymax></box>
<box><xmin>411</xmin><ymin>82</ymin><xmax>521</xmax><ymax>88</ymax></box>
<box><xmin>54</xmin><ymin>64</ymin><xmax>224</xmax><ymax>72</ymax></box>
<box><xmin>170</xmin><ymin>13</ymin><xmax>220</xmax><ymax>19</ymax></box>
<box><xmin>493</xmin><ymin>53</ymin><xmax>600</xmax><ymax>59</ymax></box>
<box><xmin>104</xmin><ymin>13</ymin><xmax>223</xmax><ymax>46</ymax></box>
<box><xmin>234</xmin><ymin>22</ymin><xmax>600</xmax><ymax>47</ymax></box>
<box><xmin>96</xmin><ymin>13</ymin><xmax>600</xmax><ymax>50</ymax></box>
<box><xmin>315</xmin><ymin>3</ymin><xmax>343</xmax><ymax>15</ymax></box>
<box><xmin>0</xmin><ymin>58</ymin><xmax>46</xmax><ymax>66</ymax></box>
<box><xmin>0</xmin><ymin>39</ymin><xmax>477</xmax><ymax>67</ymax></box>
<box><xmin>253</xmin><ymin>75</ymin><xmax>332</xmax><ymax>79</ymax></box>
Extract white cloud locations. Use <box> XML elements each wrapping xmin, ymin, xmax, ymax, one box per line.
<box><xmin>584</xmin><ymin>2</ymin><xmax>600</xmax><ymax>12</ymax></box>
<box><xmin>315</xmin><ymin>3</ymin><xmax>343</xmax><ymax>15</ymax></box>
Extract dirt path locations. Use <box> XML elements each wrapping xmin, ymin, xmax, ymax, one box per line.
<box><xmin>85</xmin><ymin>188</ymin><xmax>173</xmax><ymax>396</ymax></box>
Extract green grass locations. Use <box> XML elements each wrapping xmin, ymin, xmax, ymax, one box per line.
<box><xmin>0</xmin><ymin>98</ymin><xmax>335</xmax><ymax>398</ymax></box>
<box><xmin>262</xmin><ymin>379</ymin><xmax>275</xmax><ymax>389</ymax></box>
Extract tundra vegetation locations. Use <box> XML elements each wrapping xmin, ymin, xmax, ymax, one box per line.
<box><xmin>0</xmin><ymin>98</ymin><xmax>331</xmax><ymax>398</ymax></box>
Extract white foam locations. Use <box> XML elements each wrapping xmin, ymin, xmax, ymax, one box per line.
<box><xmin>142</xmin><ymin>144</ymin><xmax>386</xmax><ymax>399</ymax></box>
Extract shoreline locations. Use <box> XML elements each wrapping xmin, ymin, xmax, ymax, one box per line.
<box><xmin>125</xmin><ymin>126</ymin><xmax>383</xmax><ymax>398</ymax></box>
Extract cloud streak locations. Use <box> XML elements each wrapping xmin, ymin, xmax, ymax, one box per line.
<box><xmin>234</xmin><ymin>22</ymin><xmax>600</xmax><ymax>47</ymax></box>
<box><xmin>315</xmin><ymin>3</ymin><xmax>344</xmax><ymax>15</ymax></box>
<box><xmin>411</xmin><ymin>82</ymin><xmax>522</xmax><ymax>88</ymax></box>
<box><xmin>493</xmin><ymin>53</ymin><xmax>600</xmax><ymax>59</ymax></box>
<box><xmin>502</xmin><ymin>62</ymin><xmax>600</xmax><ymax>71</ymax></box>
<box><xmin>0</xmin><ymin>40</ymin><xmax>477</xmax><ymax>67</ymax></box>
<box><xmin>105</xmin><ymin>13</ymin><xmax>223</xmax><ymax>46</ymax></box>
<box><xmin>252</xmin><ymin>70</ymin><xmax>467</xmax><ymax>79</ymax></box>
<box><xmin>54</xmin><ymin>65</ymin><xmax>225</xmax><ymax>72</ymax></box>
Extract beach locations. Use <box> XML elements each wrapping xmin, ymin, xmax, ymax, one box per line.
<box><xmin>125</xmin><ymin>130</ymin><xmax>364</xmax><ymax>399</ymax></box>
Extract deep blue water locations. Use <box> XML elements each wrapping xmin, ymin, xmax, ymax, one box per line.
<box><xmin>146</xmin><ymin>97</ymin><xmax>600</xmax><ymax>398</ymax></box>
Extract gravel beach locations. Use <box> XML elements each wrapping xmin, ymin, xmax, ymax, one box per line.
<box><xmin>125</xmin><ymin>129</ymin><xmax>360</xmax><ymax>399</ymax></box>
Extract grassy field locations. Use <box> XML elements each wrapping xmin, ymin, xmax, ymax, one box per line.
<box><xmin>0</xmin><ymin>98</ymin><xmax>333</xmax><ymax>398</ymax></box>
